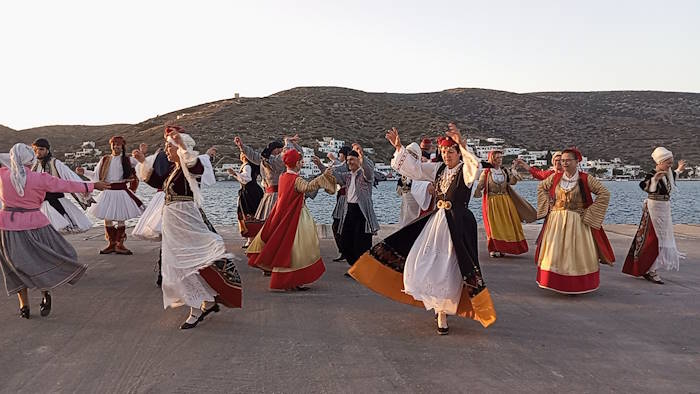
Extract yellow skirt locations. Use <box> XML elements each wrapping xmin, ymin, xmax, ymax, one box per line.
<box><xmin>485</xmin><ymin>194</ymin><xmax>528</xmax><ymax>254</ymax></box>
<box><xmin>537</xmin><ymin>210</ymin><xmax>600</xmax><ymax>293</ymax></box>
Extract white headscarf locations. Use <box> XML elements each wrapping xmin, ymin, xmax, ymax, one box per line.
<box><xmin>167</xmin><ymin>133</ymin><xmax>203</xmax><ymax>207</ymax></box>
<box><xmin>651</xmin><ymin>147</ymin><xmax>676</xmax><ymax>190</ymax></box>
<box><xmin>8</xmin><ymin>143</ymin><xmax>37</xmax><ymax>196</ymax></box>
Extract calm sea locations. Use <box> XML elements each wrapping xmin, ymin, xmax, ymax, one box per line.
<box><xmin>127</xmin><ymin>180</ymin><xmax>700</xmax><ymax>226</ymax></box>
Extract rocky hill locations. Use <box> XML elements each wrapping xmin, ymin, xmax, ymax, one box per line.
<box><xmin>2</xmin><ymin>87</ymin><xmax>699</xmax><ymax>167</ymax></box>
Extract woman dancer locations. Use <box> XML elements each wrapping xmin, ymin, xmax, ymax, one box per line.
<box><xmin>349</xmin><ymin>124</ymin><xmax>496</xmax><ymax>335</ymax></box>
<box><xmin>228</xmin><ymin>152</ymin><xmax>263</xmax><ymax>248</ymax></box>
<box><xmin>134</xmin><ymin>130</ymin><xmax>242</xmax><ymax>329</ymax></box>
<box><xmin>474</xmin><ymin>150</ymin><xmax>536</xmax><ymax>257</ymax></box>
<box><xmin>623</xmin><ymin>147</ymin><xmax>686</xmax><ymax>284</ymax></box>
<box><xmin>1</xmin><ymin>143</ymin><xmax>107</xmax><ymax>318</ymax></box>
<box><xmin>535</xmin><ymin>148</ymin><xmax>615</xmax><ymax>294</ymax></box>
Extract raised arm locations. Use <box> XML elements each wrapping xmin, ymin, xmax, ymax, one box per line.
<box><xmin>197</xmin><ymin>154</ymin><xmax>216</xmax><ymax>187</ymax></box>
<box><xmin>458</xmin><ymin>144</ymin><xmax>481</xmax><ymax>187</ymax></box>
<box><xmin>472</xmin><ymin>171</ymin><xmax>487</xmax><ymax>198</ymax></box>
<box><xmin>390</xmin><ymin>146</ymin><xmax>440</xmax><ymax>182</ymax></box>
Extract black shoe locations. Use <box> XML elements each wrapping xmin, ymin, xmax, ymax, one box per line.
<box><xmin>263</xmin><ymin>270</ymin><xmax>271</xmax><ymax>277</ymax></box>
<box><xmin>40</xmin><ymin>292</ymin><xmax>52</xmax><ymax>317</ymax></box>
<box><xmin>333</xmin><ymin>254</ymin><xmax>346</xmax><ymax>262</ymax></box>
<box><xmin>19</xmin><ymin>306</ymin><xmax>30</xmax><ymax>319</ymax></box>
<box><xmin>156</xmin><ymin>274</ymin><xmax>162</xmax><ymax>288</ymax></box>
<box><xmin>294</xmin><ymin>285</ymin><xmax>310</xmax><ymax>291</ymax></box>
<box><xmin>179</xmin><ymin>319</ymin><xmax>199</xmax><ymax>330</ymax></box>
<box><xmin>643</xmin><ymin>273</ymin><xmax>664</xmax><ymax>284</ymax></box>
<box><xmin>200</xmin><ymin>303</ymin><xmax>220</xmax><ymax>320</ymax></box>
<box><xmin>437</xmin><ymin>326</ymin><xmax>449</xmax><ymax>335</ymax></box>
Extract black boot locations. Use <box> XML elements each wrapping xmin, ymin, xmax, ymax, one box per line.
<box><xmin>19</xmin><ymin>305</ymin><xmax>30</xmax><ymax>319</ymax></box>
<box><xmin>40</xmin><ymin>291</ymin><xmax>52</xmax><ymax>317</ymax></box>
<box><xmin>155</xmin><ymin>249</ymin><xmax>163</xmax><ymax>287</ymax></box>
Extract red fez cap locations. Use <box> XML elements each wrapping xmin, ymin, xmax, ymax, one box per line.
<box><xmin>283</xmin><ymin>149</ymin><xmax>302</xmax><ymax>168</ymax></box>
<box><xmin>109</xmin><ymin>136</ymin><xmax>125</xmax><ymax>145</ymax></box>
<box><xmin>420</xmin><ymin>138</ymin><xmax>433</xmax><ymax>146</ymax></box>
<box><xmin>164</xmin><ymin>125</ymin><xmax>183</xmax><ymax>137</ymax></box>
<box><xmin>437</xmin><ymin>136</ymin><xmax>457</xmax><ymax>147</ymax></box>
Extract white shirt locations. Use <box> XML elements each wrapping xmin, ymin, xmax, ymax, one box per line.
<box><xmin>560</xmin><ymin>170</ymin><xmax>579</xmax><ymax>191</ymax></box>
<box><xmin>491</xmin><ymin>168</ymin><xmax>505</xmax><ymax>183</ymax></box>
<box><xmin>347</xmin><ymin>169</ymin><xmax>360</xmax><ymax>203</ymax></box>
<box><xmin>236</xmin><ymin>164</ymin><xmax>253</xmax><ymax>184</ymax></box>
<box><xmin>85</xmin><ymin>155</ymin><xmax>138</xmax><ymax>182</ymax></box>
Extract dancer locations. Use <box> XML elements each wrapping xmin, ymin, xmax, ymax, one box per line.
<box><xmin>473</xmin><ymin>149</ymin><xmax>536</xmax><ymax>257</ymax></box>
<box><xmin>349</xmin><ymin>124</ymin><xmax>496</xmax><ymax>335</ymax></box>
<box><xmin>30</xmin><ymin>138</ymin><xmax>93</xmax><ymax>233</ymax></box>
<box><xmin>134</xmin><ymin>130</ymin><xmax>242</xmax><ymax>329</ymax></box>
<box><xmin>312</xmin><ymin>146</ymin><xmax>353</xmax><ymax>262</ymax></box>
<box><xmin>77</xmin><ymin>135</ymin><xmax>144</xmax><ymax>255</ymax></box>
<box><xmin>0</xmin><ymin>143</ymin><xmax>108</xmax><ymax>318</ymax></box>
<box><xmin>246</xmin><ymin>149</ymin><xmax>336</xmax><ymax>290</ymax></box>
<box><xmin>330</xmin><ymin>144</ymin><xmax>379</xmax><ymax>267</ymax></box>
<box><xmin>535</xmin><ymin>148</ymin><xmax>615</xmax><ymax>294</ymax></box>
<box><xmin>228</xmin><ymin>152</ymin><xmax>263</xmax><ymax>247</ymax></box>
<box><xmin>623</xmin><ymin>148</ymin><xmax>686</xmax><ymax>284</ymax></box>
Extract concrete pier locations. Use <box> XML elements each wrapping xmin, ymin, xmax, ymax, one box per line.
<box><xmin>1</xmin><ymin>224</ymin><xmax>699</xmax><ymax>393</ymax></box>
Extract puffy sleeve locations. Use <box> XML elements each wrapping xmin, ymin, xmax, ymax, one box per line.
<box><xmin>472</xmin><ymin>171</ymin><xmax>487</xmax><ymax>199</ymax></box>
<box><xmin>360</xmin><ymin>156</ymin><xmax>375</xmax><ymax>184</ymax></box>
<box><xmin>391</xmin><ymin>146</ymin><xmax>440</xmax><ymax>182</ymax></box>
<box><xmin>294</xmin><ymin>171</ymin><xmax>337</xmax><ymax>195</ymax></box>
<box><xmin>82</xmin><ymin>159</ymin><xmax>101</xmax><ymax>181</ymax></box>
<box><xmin>268</xmin><ymin>153</ymin><xmax>286</xmax><ymax>174</ymax></box>
<box><xmin>536</xmin><ymin>174</ymin><xmax>555</xmax><ymax>219</ymax></box>
<box><xmin>197</xmin><ymin>154</ymin><xmax>216</xmax><ymax>187</ymax></box>
<box><xmin>236</xmin><ymin>164</ymin><xmax>252</xmax><ymax>184</ymax></box>
<box><xmin>582</xmin><ymin>176</ymin><xmax>610</xmax><ymax>230</ymax></box>
<box><xmin>459</xmin><ymin>144</ymin><xmax>481</xmax><ymax>187</ymax></box>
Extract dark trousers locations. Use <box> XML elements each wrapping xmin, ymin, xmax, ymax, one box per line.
<box><xmin>332</xmin><ymin>218</ymin><xmax>343</xmax><ymax>255</ymax></box>
<box><xmin>341</xmin><ymin>203</ymin><xmax>373</xmax><ymax>266</ymax></box>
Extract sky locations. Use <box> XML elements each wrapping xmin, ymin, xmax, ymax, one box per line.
<box><xmin>1</xmin><ymin>0</ymin><xmax>699</xmax><ymax>129</ymax></box>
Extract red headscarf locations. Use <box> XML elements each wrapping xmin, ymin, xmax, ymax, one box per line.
<box><xmin>562</xmin><ymin>147</ymin><xmax>583</xmax><ymax>162</ymax></box>
<box><xmin>437</xmin><ymin>136</ymin><xmax>457</xmax><ymax>147</ymax></box>
<box><xmin>420</xmin><ymin>138</ymin><xmax>433</xmax><ymax>147</ymax></box>
<box><xmin>283</xmin><ymin>149</ymin><xmax>302</xmax><ymax>168</ymax></box>
<box><xmin>109</xmin><ymin>136</ymin><xmax>125</xmax><ymax>145</ymax></box>
<box><xmin>164</xmin><ymin>125</ymin><xmax>183</xmax><ymax>137</ymax></box>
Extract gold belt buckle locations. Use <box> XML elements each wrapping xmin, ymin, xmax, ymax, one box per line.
<box><xmin>437</xmin><ymin>200</ymin><xmax>452</xmax><ymax>210</ymax></box>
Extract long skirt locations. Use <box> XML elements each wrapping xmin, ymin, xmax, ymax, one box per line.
<box><xmin>348</xmin><ymin>209</ymin><xmax>497</xmax><ymax>328</ymax></box>
<box><xmin>161</xmin><ymin>201</ymin><xmax>242</xmax><ymax>309</ymax></box>
<box><xmin>536</xmin><ymin>209</ymin><xmax>600</xmax><ymax>294</ymax></box>
<box><xmin>483</xmin><ymin>194</ymin><xmax>528</xmax><ymax>254</ymax></box>
<box><xmin>254</xmin><ymin>191</ymin><xmax>277</xmax><ymax>221</ymax></box>
<box><xmin>623</xmin><ymin>199</ymin><xmax>685</xmax><ymax>276</ymax></box>
<box><xmin>0</xmin><ymin>225</ymin><xmax>87</xmax><ymax>296</ymax></box>
<box><xmin>237</xmin><ymin>184</ymin><xmax>264</xmax><ymax>237</ymax></box>
<box><xmin>247</xmin><ymin>206</ymin><xmax>326</xmax><ymax>290</ymax></box>
<box><xmin>41</xmin><ymin>198</ymin><xmax>93</xmax><ymax>234</ymax></box>
<box><xmin>132</xmin><ymin>191</ymin><xmax>165</xmax><ymax>241</ymax></box>
<box><xmin>88</xmin><ymin>190</ymin><xmax>144</xmax><ymax>221</ymax></box>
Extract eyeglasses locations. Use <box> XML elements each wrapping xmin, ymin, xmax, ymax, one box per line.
<box><xmin>561</xmin><ymin>159</ymin><xmax>577</xmax><ymax>163</ymax></box>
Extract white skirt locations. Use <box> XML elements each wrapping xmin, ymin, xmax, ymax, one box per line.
<box><xmin>132</xmin><ymin>191</ymin><xmax>164</xmax><ymax>241</ymax></box>
<box><xmin>40</xmin><ymin>198</ymin><xmax>93</xmax><ymax>234</ymax></box>
<box><xmin>87</xmin><ymin>190</ymin><xmax>144</xmax><ymax>221</ymax></box>
<box><xmin>647</xmin><ymin>199</ymin><xmax>685</xmax><ymax>271</ymax></box>
<box><xmin>399</xmin><ymin>193</ymin><xmax>421</xmax><ymax>227</ymax></box>
<box><xmin>403</xmin><ymin>209</ymin><xmax>463</xmax><ymax>315</ymax></box>
<box><xmin>161</xmin><ymin>201</ymin><xmax>230</xmax><ymax>309</ymax></box>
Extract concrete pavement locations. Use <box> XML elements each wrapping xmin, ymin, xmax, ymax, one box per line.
<box><xmin>1</xmin><ymin>224</ymin><xmax>699</xmax><ymax>393</ymax></box>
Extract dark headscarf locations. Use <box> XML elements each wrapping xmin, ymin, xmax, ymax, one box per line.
<box><xmin>32</xmin><ymin>138</ymin><xmax>53</xmax><ymax>172</ymax></box>
<box><xmin>261</xmin><ymin>140</ymin><xmax>284</xmax><ymax>159</ymax></box>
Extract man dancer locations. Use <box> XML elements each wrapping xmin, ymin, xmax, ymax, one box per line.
<box><xmin>331</xmin><ymin>144</ymin><xmax>379</xmax><ymax>268</ymax></box>
<box><xmin>78</xmin><ymin>136</ymin><xmax>144</xmax><ymax>255</ymax></box>
<box><xmin>30</xmin><ymin>138</ymin><xmax>93</xmax><ymax>233</ymax></box>
<box><xmin>313</xmin><ymin>145</ymin><xmax>352</xmax><ymax>262</ymax></box>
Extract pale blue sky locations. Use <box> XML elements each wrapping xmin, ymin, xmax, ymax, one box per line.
<box><xmin>1</xmin><ymin>0</ymin><xmax>698</xmax><ymax>129</ymax></box>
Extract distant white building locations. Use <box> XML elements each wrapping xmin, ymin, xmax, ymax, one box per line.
<box><xmin>317</xmin><ymin>137</ymin><xmax>345</xmax><ymax>153</ymax></box>
<box><xmin>485</xmin><ymin>137</ymin><xmax>505</xmax><ymax>144</ymax></box>
<box><xmin>503</xmin><ymin>147</ymin><xmax>525</xmax><ymax>156</ymax></box>
<box><xmin>300</xmin><ymin>146</ymin><xmax>321</xmax><ymax>178</ymax></box>
<box><xmin>527</xmin><ymin>150</ymin><xmax>548</xmax><ymax>159</ymax></box>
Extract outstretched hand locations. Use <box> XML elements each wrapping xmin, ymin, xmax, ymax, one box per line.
<box><xmin>677</xmin><ymin>159</ymin><xmax>687</xmax><ymax>173</ymax></box>
<box><xmin>132</xmin><ymin>149</ymin><xmax>145</xmax><ymax>163</ymax></box>
<box><xmin>385</xmin><ymin>127</ymin><xmax>401</xmax><ymax>150</ymax></box>
<box><xmin>75</xmin><ymin>167</ymin><xmax>85</xmax><ymax>176</ymax></box>
<box><xmin>234</xmin><ymin>136</ymin><xmax>243</xmax><ymax>149</ymax></box>
<box><xmin>93</xmin><ymin>181</ymin><xmax>111</xmax><ymax>191</ymax></box>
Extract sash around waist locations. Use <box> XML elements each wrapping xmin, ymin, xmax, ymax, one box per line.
<box><xmin>2</xmin><ymin>206</ymin><xmax>41</xmax><ymax>222</ymax></box>
<box><xmin>265</xmin><ymin>186</ymin><xmax>278</xmax><ymax>193</ymax></box>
